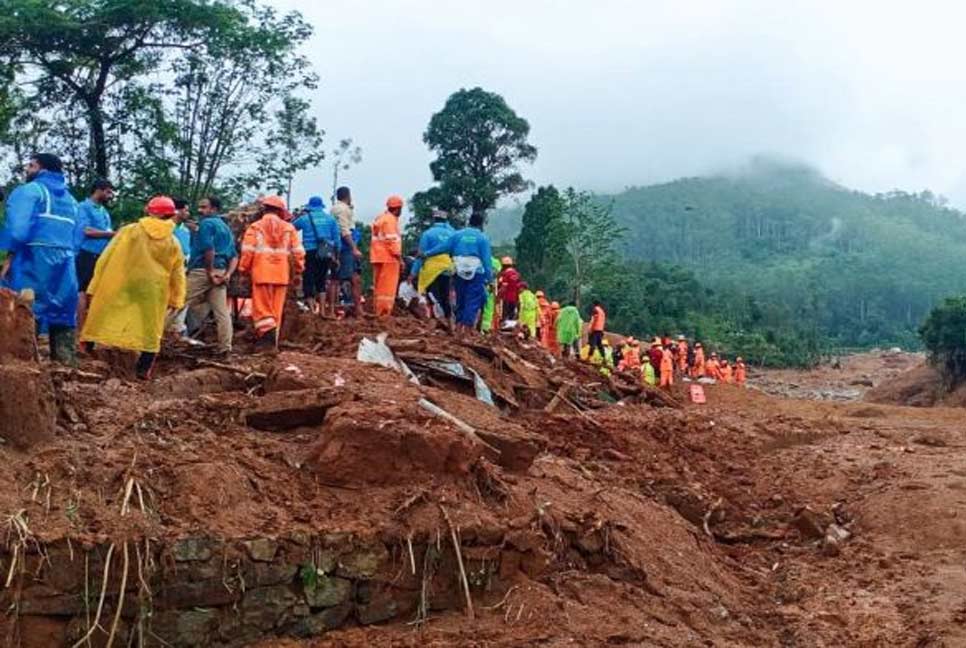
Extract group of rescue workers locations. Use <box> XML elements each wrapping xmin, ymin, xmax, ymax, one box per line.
<box><xmin>0</xmin><ymin>153</ymin><xmax>749</xmax><ymax>388</ymax></box>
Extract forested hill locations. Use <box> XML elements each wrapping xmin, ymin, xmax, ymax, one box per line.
<box><xmin>494</xmin><ymin>158</ymin><xmax>966</xmax><ymax>349</ymax></box>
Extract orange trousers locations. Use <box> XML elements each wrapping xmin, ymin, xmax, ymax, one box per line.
<box><xmin>252</xmin><ymin>283</ymin><xmax>287</xmax><ymax>338</ymax></box>
<box><xmin>660</xmin><ymin>369</ymin><xmax>674</xmax><ymax>387</ymax></box>
<box><xmin>373</xmin><ymin>261</ymin><xmax>400</xmax><ymax>317</ymax></box>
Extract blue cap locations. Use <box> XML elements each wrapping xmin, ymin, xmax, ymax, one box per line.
<box><xmin>308</xmin><ymin>196</ymin><xmax>324</xmax><ymax>208</ymax></box>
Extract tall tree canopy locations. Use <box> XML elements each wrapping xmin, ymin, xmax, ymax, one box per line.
<box><xmin>411</xmin><ymin>87</ymin><xmax>536</xmax><ymax>233</ymax></box>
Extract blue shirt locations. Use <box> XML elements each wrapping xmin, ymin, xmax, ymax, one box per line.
<box><xmin>411</xmin><ymin>222</ymin><xmax>455</xmax><ymax>277</ymax></box>
<box><xmin>293</xmin><ymin>208</ymin><xmax>342</xmax><ymax>253</ymax></box>
<box><xmin>188</xmin><ymin>215</ymin><xmax>236</xmax><ymax>271</ymax></box>
<box><xmin>173</xmin><ymin>223</ymin><xmax>191</xmax><ymax>264</ymax></box>
<box><xmin>78</xmin><ymin>198</ymin><xmax>113</xmax><ymax>255</ymax></box>
<box><xmin>422</xmin><ymin>226</ymin><xmax>493</xmax><ymax>282</ymax></box>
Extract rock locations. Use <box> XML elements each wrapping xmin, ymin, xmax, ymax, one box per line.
<box><xmin>171</xmin><ymin>537</ymin><xmax>215</xmax><ymax>562</ymax></box>
<box><xmin>240</xmin><ymin>585</ymin><xmax>298</xmax><ymax>630</ymax></box>
<box><xmin>304</xmin><ymin>575</ymin><xmax>352</xmax><ymax>609</ymax></box>
<box><xmin>791</xmin><ymin>506</ymin><xmax>831</xmax><ymax>540</ymax></box>
<box><xmin>914</xmin><ymin>434</ymin><xmax>947</xmax><ymax>448</ymax></box>
<box><xmin>151</xmin><ymin>608</ymin><xmax>219</xmax><ymax>648</ymax></box>
<box><xmin>244</xmin><ymin>388</ymin><xmax>348</xmax><ymax>431</ymax></box>
<box><xmin>475</xmin><ymin>428</ymin><xmax>542</xmax><ymax>473</ymax></box>
<box><xmin>0</xmin><ymin>362</ymin><xmax>57</xmax><ymax>449</ymax></box>
<box><xmin>159</xmin><ymin>579</ymin><xmax>241</xmax><ymax>609</ymax></box>
<box><xmin>337</xmin><ymin>545</ymin><xmax>389</xmax><ymax>579</ymax></box>
<box><xmin>356</xmin><ymin>593</ymin><xmax>400</xmax><ymax>625</ymax></box>
<box><xmin>821</xmin><ymin>524</ymin><xmax>851</xmax><ymax>557</ymax></box>
<box><xmin>18</xmin><ymin>586</ymin><xmax>84</xmax><ymax>616</ymax></box>
<box><xmin>243</xmin><ymin>538</ymin><xmax>278</xmax><ymax>562</ymax></box>
<box><xmin>252</xmin><ymin>562</ymin><xmax>299</xmax><ymax>587</ymax></box>
<box><xmin>289</xmin><ymin>603</ymin><xmax>353</xmax><ymax>637</ymax></box>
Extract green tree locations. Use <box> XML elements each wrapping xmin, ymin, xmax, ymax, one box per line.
<box><xmin>404</xmin><ymin>186</ymin><xmax>465</xmax><ymax>250</ymax></box>
<box><xmin>417</xmin><ymin>87</ymin><xmax>536</xmax><ymax>223</ymax></box>
<box><xmin>0</xmin><ymin>0</ymin><xmax>245</xmax><ymax>180</ymax></box>
<box><xmin>920</xmin><ymin>296</ymin><xmax>966</xmax><ymax>388</ymax></box>
<box><xmin>250</xmin><ymin>94</ymin><xmax>324</xmax><ymax>205</ymax></box>
<box><xmin>515</xmin><ymin>185</ymin><xmax>565</xmax><ymax>289</ymax></box>
<box><xmin>548</xmin><ymin>189</ymin><xmax>624</xmax><ymax>308</ymax></box>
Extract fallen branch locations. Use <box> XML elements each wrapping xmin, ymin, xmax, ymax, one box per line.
<box><xmin>418</xmin><ymin>399</ymin><xmax>500</xmax><ymax>454</ymax></box>
<box><xmin>544</xmin><ymin>385</ymin><xmax>572</xmax><ymax>414</ymax></box>
<box><xmin>440</xmin><ymin>505</ymin><xmax>475</xmax><ymax>621</ymax></box>
<box><xmin>194</xmin><ymin>359</ymin><xmax>267</xmax><ymax>380</ymax></box>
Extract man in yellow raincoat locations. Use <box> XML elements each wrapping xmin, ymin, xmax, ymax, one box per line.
<box><xmin>81</xmin><ymin>196</ymin><xmax>186</xmax><ymax>379</ymax></box>
<box><xmin>518</xmin><ymin>282</ymin><xmax>538</xmax><ymax>339</ymax></box>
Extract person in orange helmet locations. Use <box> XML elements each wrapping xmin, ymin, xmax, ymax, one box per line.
<box><xmin>720</xmin><ymin>359</ymin><xmax>734</xmax><ymax>384</ymax></box>
<box><xmin>239</xmin><ymin>195</ymin><xmax>305</xmax><ymax>349</ymax></box>
<box><xmin>588</xmin><ymin>300</ymin><xmax>607</xmax><ymax>359</ymax></box>
<box><xmin>676</xmin><ymin>335</ymin><xmax>689</xmax><ymax>375</ymax></box>
<box><xmin>706</xmin><ymin>352</ymin><xmax>723</xmax><ymax>381</ymax></box>
<box><xmin>735</xmin><ymin>357</ymin><xmax>747</xmax><ymax>386</ymax></box>
<box><xmin>535</xmin><ymin>290</ymin><xmax>550</xmax><ymax>341</ymax></box>
<box><xmin>692</xmin><ymin>342</ymin><xmax>706</xmax><ymax>378</ymax></box>
<box><xmin>370</xmin><ymin>196</ymin><xmax>404</xmax><ymax>317</ymax></box>
<box><xmin>543</xmin><ymin>301</ymin><xmax>561</xmax><ymax>356</ymax></box>
<box><xmin>660</xmin><ymin>341</ymin><xmax>674</xmax><ymax>389</ymax></box>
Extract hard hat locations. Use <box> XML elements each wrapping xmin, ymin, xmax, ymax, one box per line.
<box><xmin>736</xmin><ymin>357</ymin><xmax>744</xmax><ymax>362</ymax></box>
<box><xmin>677</xmin><ymin>334</ymin><xmax>685</xmax><ymax>340</ymax></box>
<box><xmin>535</xmin><ymin>290</ymin><xmax>545</xmax><ymax>297</ymax></box>
<box><xmin>695</xmin><ymin>342</ymin><xmax>703</xmax><ymax>348</ymax></box>
<box><xmin>651</xmin><ymin>337</ymin><xmax>662</xmax><ymax>346</ymax></box>
<box><xmin>146</xmin><ymin>196</ymin><xmax>176</xmax><ymax>216</ymax></box>
<box><xmin>551</xmin><ymin>301</ymin><xmax>560</xmax><ymax>309</ymax></box>
<box><xmin>386</xmin><ymin>195</ymin><xmax>404</xmax><ymax>209</ymax></box>
<box><xmin>262</xmin><ymin>195</ymin><xmax>287</xmax><ymax>211</ymax></box>
<box><xmin>626</xmin><ymin>337</ymin><xmax>635</xmax><ymax>343</ymax></box>
<box><xmin>711</xmin><ymin>352</ymin><xmax>718</xmax><ymax>357</ymax></box>
<box><xmin>501</xmin><ymin>256</ymin><xmax>514</xmax><ymax>266</ymax></box>
<box><xmin>603</xmin><ymin>339</ymin><xmax>611</xmax><ymax>346</ymax></box>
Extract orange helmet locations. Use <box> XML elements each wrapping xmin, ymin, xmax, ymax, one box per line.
<box><xmin>146</xmin><ymin>196</ymin><xmax>175</xmax><ymax>217</ymax></box>
<box><xmin>501</xmin><ymin>256</ymin><xmax>514</xmax><ymax>266</ymax></box>
<box><xmin>386</xmin><ymin>195</ymin><xmax>404</xmax><ymax>209</ymax></box>
<box><xmin>551</xmin><ymin>301</ymin><xmax>560</xmax><ymax>309</ymax></box>
<box><xmin>262</xmin><ymin>195</ymin><xmax>287</xmax><ymax>212</ymax></box>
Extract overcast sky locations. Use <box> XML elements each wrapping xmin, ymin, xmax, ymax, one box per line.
<box><xmin>269</xmin><ymin>0</ymin><xmax>966</xmax><ymax>221</ymax></box>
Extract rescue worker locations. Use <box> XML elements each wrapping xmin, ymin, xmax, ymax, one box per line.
<box><xmin>706</xmin><ymin>352</ymin><xmax>723</xmax><ymax>381</ymax></box>
<box><xmin>331</xmin><ymin>186</ymin><xmax>363</xmax><ymax>317</ymax></box>
<box><xmin>186</xmin><ymin>196</ymin><xmax>237</xmax><ymax>356</ymax></box>
<box><xmin>720</xmin><ymin>359</ymin><xmax>734</xmax><ymax>384</ymax></box>
<box><xmin>642</xmin><ymin>356</ymin><xmax>657</xmax><ymax>386</ymax></box>
<box><xmin>692</xmin><ymin>342</ymin><xmax>706</xmax><ymax>378</ymax></box>
<box><xmin>735</xmin><ymin>357</ymin><xmax>747</xmax><ymax>386</ymax></box>
<box><xmin>676</xmin><ymin>335</ymin><xmax>689</xmax><ymax>375</ymax></box>
<box><xmin>420</xmin><ymin>210</ymin><xmax>493</xmax><ymax>334</ymax></box>
<box><xmin>293</xmin><ymin>196</ymin><xmax>341</xmax><ymax>318</ymax></box>
<box><xmin>545</xmin><ymin>301</ymin><xmax>561</xmax><ymax>356</ymax></box>
<box><xmin>164</xmin><ymin>198</ymin><xmax>193</xmax><ymax>341</ymax></box>
<box><xmin>555</xmin><ymin>303</ymin><xmax>582</xmax><ymax>357</ymax></box>
<box><xmin>518</xmin><ymin>282</ymin><xmax>538</xmax><ymax>339</ymax></box>
<box><xmin>0</xmin><ymin>153</ymin><xmax>84</xmax><ymax>365</ymax></box>
<box><xmin>601</xmin><ymin>339</ymin><xmax>615</xmax><ymax>376</ymax></box>
<box><xmin>80</xmin><ymin>196</ymin><xmax>186</xmax><ymax>380</ymax></box>
<box><xmin>618</xmin><ymin>337</ymin><xmax>641</xmax><ymax>371</ymax></box>
<box><xmin>481</xmin><ymin>256</ymin><xmax>501</xmax><ymax>333</ymax></box>
<box><xmin>648</xmin><ymin>338</ymin><xmax>664</xmax><ymax>374</ymax></box>
<box><xmin>660</xmin><ymin>343</ymin><xmax>674</xmax><ymax>388</ymax></box>
<box><xmin>238</xmin><ymin>195</ymin><xmax>305</xmax><ymax>348</ymax></box>
<box><xmin>369</xmin><ymin>196</ymin><xmax>404</xmax><ymax>317</ymax></box>
<box><xmin>535</xmin><ymin>290</ymin><xmax>550</xmax><ymax>342</ymax></box>
<box><xmin>75</xmin><ymin>179</ymin><xmax>115</xmax><ymax>333</ymax></box>
<box><xmin>411</xmin><ymin>210</ymin><xmax>455</xmax><ymax>321</ymax></box>
<box><xmin>497</xmin><ymin>257</ymin><xmax>522</xmax><ymax>322</ymax></box>
<box><xmin>588</xmin><ymin>300</ymin><xmax>607</xmax><ymax>359</ymax></box>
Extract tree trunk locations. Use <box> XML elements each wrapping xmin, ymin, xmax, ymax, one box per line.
<box><xmin>86</xmin><ymin>102</ymin><xmax>109</xmax><ymax>179</ymax></box>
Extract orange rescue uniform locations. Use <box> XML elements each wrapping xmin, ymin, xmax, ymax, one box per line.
<box><xmin>660</xmin><ymin>347</ymin><xmax>674</xmax><ymax>387</ymax></box>
<box><xmin>590</xmin><ymin>305</ymin><xmax>606</xmax><ymax>332</ymax></box>
<box><xmin>239</xmin><ymin>213</ymin><xmax>305</xmax><ymax>339</ymax></box>
<box><xmin>720</xmin><ymin>364</ymin><xmax>734</xmax><ymax>384</ymax></box>
<box><xmin>370</xmin><ymin>210</ymin><xmax>402</xmax><ymax>317</ymax></box>
<box><xmin>706</xmin><ymin>359</ymin><xmax>722</xmax><ymax>381</ymax></box>
<box><xmin>735</xmin><ymin>361</ymin><xmax>747</xmax><ymax>385</ymax></box>
<box><xmin>692</xmin><ymin>347</ymin><xmax>706</xmax><ymax>377</ymax></box>
<box><xmin>677</xmin><ymin>340</ymin><xmax>689</xmax><ymax>372</ymax></box>
<box><xmin>544</xmin><ymin>305</ymin><xmax>561</xmax><ymax>356</ymax></box>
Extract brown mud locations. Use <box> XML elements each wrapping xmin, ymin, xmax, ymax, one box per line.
<box><xmin>0</xmin><ymin>297</ymin><xmax>962</xmax><ymax>647</ymax></box>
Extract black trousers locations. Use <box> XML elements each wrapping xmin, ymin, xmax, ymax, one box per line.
<box><xmin>427</xmin><ymin>273</ymin><xmax>452</xmax><ymax>318</ymax></box>
<box><xmin>589</xmin><ymin>330</ymin><xmax>605</xmax><ymax>358</ymax></box>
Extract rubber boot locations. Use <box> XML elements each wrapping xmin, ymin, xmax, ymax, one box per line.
<box><xmin>135</xmin><ymin>352</ymin><xmax>157</xmax><ymax>380</ymax></box>
<box><xmin>49</xmin><ymin>325</ymin><xmax>78</xmax><ymax>368</ymax></box>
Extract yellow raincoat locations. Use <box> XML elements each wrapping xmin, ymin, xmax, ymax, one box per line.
<box><xmin>518</xmin><ymin>289</ymin><xmax>538</xmax><ymax>337</ymax></box>
<box><xmin>82</xmin><ymin>217</ymin><xmax>186</xmax><ymax>353</ymax></box>
<box><xmin>417</xmin><ymin>254</ymin><xmax>453</xmax><ymax>294</ymax></box>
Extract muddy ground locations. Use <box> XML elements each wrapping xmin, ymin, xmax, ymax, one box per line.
<box><xmin>0</xmin><ymin>298</ymin><xmax>962</xmax><ymax>647</ymax></box>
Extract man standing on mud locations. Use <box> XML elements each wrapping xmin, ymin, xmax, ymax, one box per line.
<box><xmin>75</xmin><ymin>179</ymin><xmax>115</xmax><ymax>333</ymax></box>
<box><xmin>185</xmin><ymin>196</ymin><xmax>236</xmax><ymax>356</ymax></box>
<box><xmin>331</xmin><ymin>186</ymin><xmax>363</xmax><ymax>316</ymax></box>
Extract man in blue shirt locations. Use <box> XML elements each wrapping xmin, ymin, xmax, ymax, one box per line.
<box><xmin>293</xmin><ymin>196</ymin><xmax>341</xmax><ymax>317</ymax></box>
<box><xmin>185</xmin><ymin>196</ymin><xmax>237</xmax><ymax>355</ymax></box>
<box><xmin>410</xmin><ymin>210</ymin><xmax>455</xmax><ymax>321</ymax></box>
<box><xmin>421</xmin><ymin>210</ymin><xmax>493</xmax><ymax>333</ymax></box>
<box><xmin>165</xmin><ymin>198</ymin><xmax>194</xmax><ymax>339</ymax></box>
<box><xmin>0</xmin><ymin>153</ymin><xmax>84</xmax><ymax>364</ymax></box>
<box><xmin>75</xmin><ymin>178</ymin><xmax>115</xmax><ymax>332</ymax></box>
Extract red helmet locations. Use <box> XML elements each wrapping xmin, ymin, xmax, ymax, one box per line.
<box><xmin>386</xmin><ymin>195</ymin><xmax>404</xmax><ymax>209</ymax></box>
<box><xmin>146</xmin><ymin>196</ymin><xmax>176</xmax><ymax>217</ymax></box>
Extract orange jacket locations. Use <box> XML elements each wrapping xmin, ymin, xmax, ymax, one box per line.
<box><xmin>720</xmin><ymin>364</ymin><xmax>733</xmax><ymax>383</ymax></box>
<box><xmin>660</xmin><ymin>348</ymin><xmax>673</xmax><ymax>374</ymax></box>
<box><xmin>677</xmin><ymin>341</ymin><xmax>688</xmax><ymax>366</ymax></box>
<box><xmin>239</xmin><ymin>213</ymin><xmax>305</xmax><ymax>285</ymax></box>
<box><xmin>735</xmin><ymin>362</ymin><xmax>747</xmax><ymax>384</ymax></box>
<box><xmin>707</xmin><ymin>360</ymin><xmax>722</xmax><ymax>381</ymax></box>
<box><xmin>370</xmin><ymin>211</ymin><xmax>401</xmax><ymax>264</ymax></box>
<box><xmin>590</xmin><ymin>305</ymin><xmax>606</xmax><ymax>332</ymax></box>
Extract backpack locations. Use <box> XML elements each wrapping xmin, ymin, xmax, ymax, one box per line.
<box><xmin>308</xmin><ymin>213</ymin><xmax>335</xmax><ymax>262</ymax></box>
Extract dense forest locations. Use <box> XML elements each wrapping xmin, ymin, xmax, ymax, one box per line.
<box><xmin>498</xmin><ymin>158</ymin><xmax>966</xmax><ymax>363</ymax></box>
